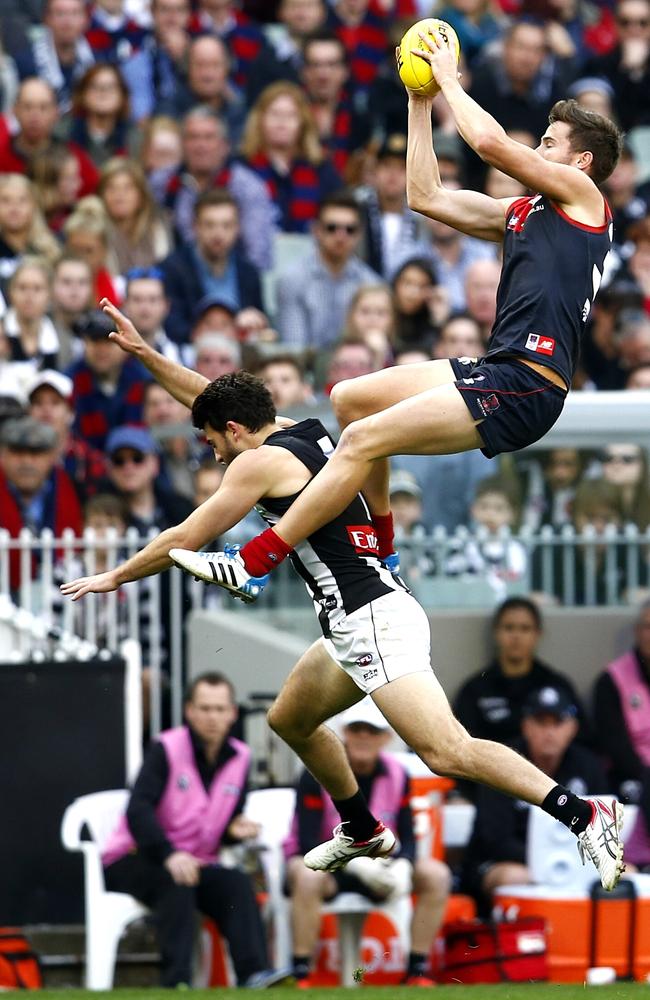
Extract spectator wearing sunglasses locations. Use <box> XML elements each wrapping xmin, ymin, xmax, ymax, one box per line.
<box><xmin>582</xmin><ymin>0</ymin><xmax>650</xmax><ymax>131</ymax></box>
<box><xmin>276</xmin><ymin>189</ymin><xmax>380</xmax><ymax>349</ymax></box>
<box><xmin>599</xmin><ymin>443</ymin><xmax>650</xmax><ymax>532</ymax></box>
<box><xmin>66</xmin><ymin>308</ymin><xmax>151</xmax><ymax>450</ymax></box>
<box><xmin>105</xmin><ymin>424</ymin><xmax>192</xmax><ymax>535</ymax></box>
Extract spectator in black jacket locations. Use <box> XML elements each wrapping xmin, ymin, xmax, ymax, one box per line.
<box><xmin>159</xmin><ymin>189</ymin><xmax>263</xmax><ymax>346</ymax></box>
<box><xmin>462</xmin><ymin>686</ymin><xmax>608</xmax><ymax>912</ymax></box>
<box><xmin>453</xmin><ymin>598</ymin><xmax>588</xmax><ymax>756</ymax></box>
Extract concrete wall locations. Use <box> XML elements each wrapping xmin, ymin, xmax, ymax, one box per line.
<box><xmin>187</xmin><ymin>605</ymin><xmax>637</xmax><ymax>708</ymax></box>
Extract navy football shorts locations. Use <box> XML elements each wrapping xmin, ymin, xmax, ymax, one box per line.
<box><xmin>450</xmin><ymin>355</ymin><xmax>568</xmax><ymax>459</ymax></box>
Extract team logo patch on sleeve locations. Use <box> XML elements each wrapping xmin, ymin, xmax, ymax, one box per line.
<box><xmin>346</xmin><ymin>525</ymin><xmax>379</xmax><ymax>554</ymax></box>
<box><xmin>526</xmin><ymin>333</ymin><xmax>556</xmax><ymax>356</ymax></box>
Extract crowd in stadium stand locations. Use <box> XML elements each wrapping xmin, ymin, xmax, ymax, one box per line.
<box><xmin>1</xmin><ymin>0</ymin><xmax>650</xmax><ymax>605</ymax></box>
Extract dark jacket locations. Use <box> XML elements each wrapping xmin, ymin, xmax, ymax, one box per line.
<box><xmin>159</xmin><ymin>242</ymin><xmax>263</xmax><ymax>344</ymax></box>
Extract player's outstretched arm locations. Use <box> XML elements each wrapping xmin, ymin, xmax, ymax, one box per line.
<box><xmin>60</xmin><ymin>451</ymin><xmax>274</xmax><ymax>600</ymax></box>
<box><xmin>101</xmin><ymin>299</ymin><xmax>210</xmax><ymax>410</ymax></box>
<box><xmin>415</xmin><ymin>31</ymin><xmax>600</xmax><ymax>213</ymax></box>
<box><xmin>406</xmin><ymin>95</ymin><xmax>510</xmax><ymax>242</ymax></box>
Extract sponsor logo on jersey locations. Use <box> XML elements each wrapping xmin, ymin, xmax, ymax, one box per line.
<box><xmin>356</xmin><ymin>653</ymin><xmax>374</xmax><ymax>667</ymax></box>
<box><xmin>347</xmin><ymin>525</ymin><xmax>379</xmax><ymax>554</ymax></box>
<box><xmin>526</xmin><ymin>333</ymin><xmax>556</xmax><ymax>356</ymax></box>
<box><xmin>362</xmin><ymin>668</ymin><xmax>378</xmax><ymax>682</ymax></box>
<box><xmin>507</xmin><ymin>194</ymin><xmax>543</xmax><ymax>232</ymax></box>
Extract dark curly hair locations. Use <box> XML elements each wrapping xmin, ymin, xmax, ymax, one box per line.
<box><xmin>191</xmin><ymin>371</ymin><xmax>277</xmax><ymax>433</ymax></box>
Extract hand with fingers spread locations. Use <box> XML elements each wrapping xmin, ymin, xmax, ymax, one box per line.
<box><xmin>60</xmin><ymin>570</ymin><xmax>120</xmax><ymax>602</ymax></box>
<box><xmin>100</xmin><ymin>297</ymin><xmax>149</xmax><ymax>358</ymax></box>
<box><xmin>411</xmin><ymin>29</ymin><xmax>460</xmax><ymax>91</ymax></box>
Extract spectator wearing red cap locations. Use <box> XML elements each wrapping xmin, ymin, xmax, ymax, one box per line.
<box><xmin>28</xmin><ymin>369</ymin><xmax>109</xmax><ymax>503</ymax></box>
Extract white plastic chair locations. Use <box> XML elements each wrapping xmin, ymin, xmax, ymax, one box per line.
<box><xmin>61</xmin><ymin>789</ymin><xmax>149</xmax><ymax>990</ymax></box>
<box><xmin>244</xmin><ymin>787</ymin><xmax>412</xmax><ymax>987</ymax></box>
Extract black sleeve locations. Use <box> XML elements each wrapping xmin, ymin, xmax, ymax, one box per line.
<box><xmin>394</xmin><ymin>776</ymin><xmax>416</xmax><ymax>864</ymax></box>
<box><xmin>593</xmin><ymin>672</ymin><xmax>644</xmax><ymax>780</ymax></box>
<box><xmin>295</xmin><ymin>770</ymin><xmax>326</xmax><ymax>856</ymax></box>
<box><xmin>125</xmin><ymin>742</ymin><xmax>174</xmax><ymax>864</ymax></box>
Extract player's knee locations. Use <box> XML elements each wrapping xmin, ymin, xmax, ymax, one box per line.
<box><xmin>330</xmin><ymin>379</ymin><xmax>356</xmax><ymax>424</ymax></box>
<box><xmin>267</xmin><ymin>702</ymin><xmax>309</xmax><ymax>743</ymax></box>
<box><xmin>338</xmin><ymin>419</ymin><xmax>372</xmax><ymax>461</ymax></box>
<box><xmin>414</xmin><ymin>858</ymin><xmax>452</xmax><ymax>897</ymax></box>
<box><xmin>421</xmin><ymin>731</ymin><xmax>471</xmax><ymax>777</ymax></box>
<box><xmin>290</xmin><ymin>863</ymin><xmax>328</xmax><ymax>897</ymax></box>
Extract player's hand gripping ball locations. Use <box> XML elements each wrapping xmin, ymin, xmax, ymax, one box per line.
<box><xmin>397</xmin><ymin>18</ymin><xmax>460</xmax><ymax>97</ymax></box>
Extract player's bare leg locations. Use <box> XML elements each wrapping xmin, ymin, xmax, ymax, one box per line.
<box><xmin>373</xmin><ymin>671</ymin><xmax>555</xmax><ymax>802</ymax></box>
<box><xmin>331</xmin><ymin>359</ymin><xmax>459</xmax><ymax>517</ymax></box>
<box><xmin>273</xmin><ymin>380</ymin><xmax>483</xmax><ymax>550</ymax></box>
<box><xmin>267</xmin><ymin>641</ymin><xmax>363</xmax><ymax>800</ymax></box>
<box><xmin>285</xmin><ymin>858</ymin><xmax>337</xmax><ymax>974</ymax></box>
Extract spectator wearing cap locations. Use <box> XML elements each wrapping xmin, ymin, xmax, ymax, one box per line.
<box><xmin>277</xmin><ymin>190</ymin><xmax>381</xmax><ymax>349</ymax></box>
<box><xmin>159</xmin><ymin>189</ymin><xmax>263</xmax><ymax>346</ymax></box>
<box><xmin>149</xmin><ymin>107</ymin><xmax>275</xmax><ymax>271</ymax></box>
<box><xmin>13</xmin><ymin>0</ymin><xmax>95</xmax><ymax>114</ymax></box>
<box><xmin>240</xmin><ymin>81</ymin><xmax>341</xmax><ymax>235</ymax></box>
<box><xmin>594</xmin><ymin>601</ymin><xmax>650</xmax><ymax>872</ymax></box>
<box><xmin>462</xmin><ymin>686</ymin><xmax>608</xmax><ymax>910</ymax></box>
<box><xmin>389</xmin><ymin>470</ymin><xmax>425</xmax><ymax>540</ymax></box>
<box><xmin>567</xmin><ymin>76</ymin><xmax>616</xmax><ymax>119</ymax></box>
<box><xmin>0</xmin><ymin>80</ymin><xmax>99</xmax><ymax>197</ymax></box>
<box><xmin>123</xmin><ymin>268</ymin><xmax>180</xmax><ymax>364</ymax></box>
<box><xmin>190</xmin><ymin>295</ymin><xmax>238</xmax><ymax>342</ymax></box>
<box><xmin>357</xmin><ymin>134</ymin><xmax>423</xmax><ymax>279</ymax></box>
<box><xmin>299</xmin><ymin>31</ymin><xmax>370</xmax><ymax>176</ymax></box>
<box><xmin>106</xmin><ymin>424</ymin><xmax>192</xmax><ymax>534</ymax></box>
<box><xmin>66</xmin><ymin>309</ymin><xmax>151</xmax><ymax>450</ymax></box>
<box><xmin>0</xmin><ymin>414</ymin><xmax>83</xmax><ymax>590</ymax></box>
<box><xmin>454</xmin><ymin>598</ymin><xmax>588</xmax><ymax>756</ymax></box>
<box><xmin>582</xmin><ymin>0</ymin><xmax>650</xmax><ymax>131</ymax></box>
<box><xmin>0</xmin><ymin>256</ymin><xmax>60</xmax><ymax>398</ymax></box>
<box><xmin>28</xmin><ymin>369</ymin><xmax>109</xmax><ymax>503</ymax></box>
<box><xmin>284</xmin><ymin>697</ymin><xmax>451</xmax><ymax>987</ymax></box>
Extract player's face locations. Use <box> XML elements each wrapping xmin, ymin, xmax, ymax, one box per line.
<box><xmin>537</xmin><ymin>122</ymin><xmax>581</xmax><ymax>169</ymax></box>
<box><xmin>185</xmin><ymin>681</ymin><xmax>237</xmax><ymax>745</ymax></box>
<box><xmin>203</xmin><ymin>423</ymin><xmax>240</xmax><ymax>466</ymax></box>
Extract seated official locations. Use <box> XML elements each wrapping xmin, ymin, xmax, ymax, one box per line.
<box><xmin>102</xmin><ymin>672</ymin><xmax>287</xmax><ymax>989</ymax></box>
<box><xmin>284</xmin><ymin>699</ymin><xmax>451</xmax><ymax>987</ymax></box>
<box><xmin>462</xmin><ymin>687</ymin><xmax>608</xmax><ymax>913</ymax></box>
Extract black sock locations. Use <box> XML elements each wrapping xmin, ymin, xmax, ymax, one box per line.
<box><xmin>332</xmin><ymin>788</ymin><xmax>378</xmax><ymax>841</ymax></box>
<box><xmin>541</xmin><ymin>785</ymin><xmax>592</xmax><ymax>834</ymax></box>
<box><xmin>406</xmin><ymin>951</ymin><xmax>428</xmax><ymax>977</ymax></box>
<box><xmin>292</xmin><ymin>956</ymin><xmax>310</xmax><ymax>981</ymax></box>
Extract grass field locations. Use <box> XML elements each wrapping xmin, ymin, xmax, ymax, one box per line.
<box><xmin>25</xmin><ymin>987</ymin><xmax>649</xmax><ymax>999</ymax></box>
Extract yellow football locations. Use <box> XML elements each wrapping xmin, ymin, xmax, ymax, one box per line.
<box><xmin>397</xmin><ymin>18</ymin><xmax>460</xmax><ymax>97</ymax></box>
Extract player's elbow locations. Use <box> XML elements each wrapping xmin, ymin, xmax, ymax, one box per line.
<box><xmin>406</xmin><ymin>187</ymin><xmax>434</xmax><ymax>215</ymax></box>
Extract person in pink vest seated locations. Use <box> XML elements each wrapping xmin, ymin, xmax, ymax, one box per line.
<box><xmin>594</xmin><ymin>601</ymin><xmax>650</xmax><ymax>872</ymax></box>
<box><xmin>102</xmin><ymin>671</ymin><xmax>290</xmax><ymax>989</ymax></box>
<box><xmin>283</xmin><ymin>698</ymin><xmax>451</xmax><ymax>988</ymax></box>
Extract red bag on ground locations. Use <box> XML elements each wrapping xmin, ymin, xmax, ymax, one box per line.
<box><xmin>0</xmin><ymin>928</ymin><xmax>43</xmax><ymax>989</ymax></box>
<box><xmin>439</xmin><ymin>917</ymin><xmax>548</xmax><ymax>984</ymax></box>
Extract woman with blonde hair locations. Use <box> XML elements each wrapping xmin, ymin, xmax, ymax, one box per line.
<box><xmin>29</xmin><ymin>146</ymin><xmax>82</xmax><ymax>234</ymax></box>
<box><xmin>0</xmin><ymin>256</ymin><xmax>59</xmax><ymax>393</ymax></box>
<box><xmin>240</xmin><ymin>81</ymin><xmax>341</xmax><ymax>233</ymax></box>
<box><xmin>63</xmin><ymin>196</ymin><xmax>120</xmax><ymax>304</ymax></box>
<box><xmin>140</xmin><ymin>116</ymin><xmax>183</xmax><ymax>177</ymax></box>
<box><xmin>0</xmin><ymin>174</ymin><xmax>60</xmax><ymax>295</ymax></box>
<box><xmin>342</xmin><ymin>284</ymin><xmax>396</xmax><ymax>369</ymax></box>
<box><xmin>98</xmin><ymin>158</ymin><xmax>171</xmax><ymax>277</ymax></box>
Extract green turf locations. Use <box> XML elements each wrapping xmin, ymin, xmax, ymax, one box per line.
<box><xmin>23</xmin><ymin>986</ymin><xmax>649</xmax><ymax>999</ymax></box>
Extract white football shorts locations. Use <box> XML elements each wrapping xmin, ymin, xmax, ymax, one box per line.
<box><xmin>321</xmin><ymin>588</ymin><xmax>432</xmax><ymax>694</ymax></box>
